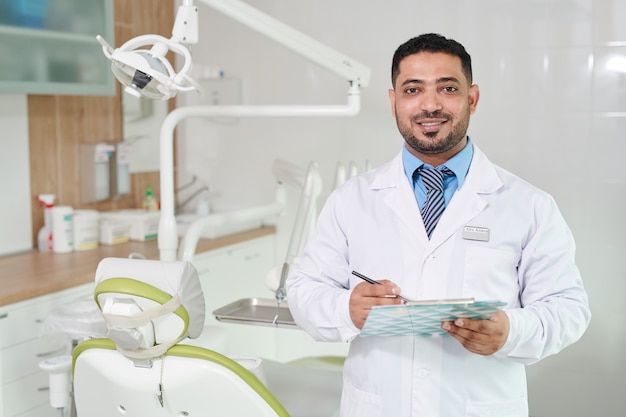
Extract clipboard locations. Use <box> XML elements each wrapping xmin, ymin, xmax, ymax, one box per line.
<box><xmin>360</xmin><ymin>299</ymin><xmax>506</xmax><ymax>337</ymax></box>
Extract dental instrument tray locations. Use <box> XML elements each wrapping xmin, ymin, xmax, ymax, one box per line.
<box><xmin>213</xmin><ymin>298</ymin><xmax>297</xmax><ymax>329</ymax></box>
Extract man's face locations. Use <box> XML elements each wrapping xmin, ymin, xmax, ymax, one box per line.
<box><xmin>388</xmin><ymin>52</ymin><xmax>479</xmax><ymax>164</ymax></box>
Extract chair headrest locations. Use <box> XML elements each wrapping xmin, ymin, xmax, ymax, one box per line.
<box><xmin>93</xmin><ymin>257</ymin><xmax>206</xmax><ymax>360</ymax></box>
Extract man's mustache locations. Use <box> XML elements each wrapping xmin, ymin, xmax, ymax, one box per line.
<box><xmin>412</xmin><ymin>111</ymin><xmax>452</xmax><ymax>122</ymax></box>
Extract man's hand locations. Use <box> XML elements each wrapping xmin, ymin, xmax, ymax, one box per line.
<box><xmin>350</xmin><ymin>280</ymin><xmax>403</xmax><ymax>329</ymax></box>
<box><xmin>441</xmin><ymin>310</ymin><xmax>510</xmax><ymax>355</ymax></box>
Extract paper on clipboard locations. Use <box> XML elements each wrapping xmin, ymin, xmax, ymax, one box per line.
<box><xmin>360</xmin><ymin>299</ymin><xmax>506</xmax><ymax>337</ymax></box>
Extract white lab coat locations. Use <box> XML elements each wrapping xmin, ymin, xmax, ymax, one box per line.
<box><xmin>286</xmin><ymin>144</ymin><xmax>591</xmax><ymax>417</ymax></box>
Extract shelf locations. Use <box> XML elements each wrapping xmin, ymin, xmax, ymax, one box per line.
<box><xmin>0</xmin><ymin>0</ymin><xmax>115</xmax><ymax>96</ymax></box>
<box><xmin>0</xmin><ymin>24</ymin><xmax>98</xmax><ymax>43</ymax></box>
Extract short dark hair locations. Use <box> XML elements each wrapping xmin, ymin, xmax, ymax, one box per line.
<box><xmin>391</xmin><ymin>33</ymin><xmax>473</xmax><ymax>86</ymax></box>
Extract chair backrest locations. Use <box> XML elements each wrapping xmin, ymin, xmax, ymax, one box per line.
<box><xmin>72</xmin><ymin>257</ymin><xmax>289</xmax><ymax>417</ymax></box>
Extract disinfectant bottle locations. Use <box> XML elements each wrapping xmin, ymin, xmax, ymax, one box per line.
<box><xmin>37</xmin><ymin>194</ymin><xmax>55</xmax><ymax>252</ymax></box>
<box><xmin>142</xmin><ymin>185</ymin><xmax>159</xmax><ymax>211</ymax></box>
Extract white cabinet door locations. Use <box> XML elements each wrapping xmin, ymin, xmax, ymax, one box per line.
<box><xmin>13</xmin><ymin>403</ymin><xmax>57</xmax><ymax>417</ymax></box>
<box><xmin>194</xmin><ymin>234</ymin><xmax>277</xmax><ymax>322</ymax></box>
<box><xmin>0</xmin><ymin>283</ymin><xmax>93</xmax><ymax>417</ymax></box>
<box><xmin>1</xmin><ymin>338</ymin><xmax>65</xmax><ymax>385</ymax></box>
<box><xmin>192</xmin><ymin>235</ymin><xmax>277</xmax><ymax>357</ymax></box>
<box><xmin>190</xmin><ymin>234</ymin><xmax>350</xmax><ymax>363</ymax></box>
<box><xmin>1</xmin><ymin>372</ymin><xmax>50</xmax><ymax>417</ymax></box>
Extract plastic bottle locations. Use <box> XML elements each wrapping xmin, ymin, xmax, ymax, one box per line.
<box><xmin>142</xmin><ymin>185</ymin><xmax>159</xmax><ymax>211</ymax></box>
<box><xmin>52</xmin><ymin>206</ymin><xmax>74</xmax><ymax>253</ymax></box>
<box><xmin>37</xmin><ymin>194</ymin><xmax>55</xmax><ymax>252</ymax></box>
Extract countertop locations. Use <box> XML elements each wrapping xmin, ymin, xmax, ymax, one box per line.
<box><xmin>0</xmin><ymin>226</ymin><xmax>275</xmax><ymax>307</ymax></box>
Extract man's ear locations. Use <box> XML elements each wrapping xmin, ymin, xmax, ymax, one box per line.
<box><xmin>388</xmin><ymin>89</ymin><xmax>397</xmax><ymax>117</ymax></box>
<box><xmin>468</xmin><ymin>84</ymin><xmax>480</xmax><ymax>114</ymax></box>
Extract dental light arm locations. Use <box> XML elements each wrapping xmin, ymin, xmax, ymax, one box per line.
<box><xmin>97</xmin><ymin>0</ymin><xmax>371</xmax><ymax>260</ymax></box>
<box><xmin>198</xmin><ymin>0</ymin><xmax>370</xmax><ymax>88</ymax></box>
<box><xmin>97</xmin><ymin>0</ymin><xmax>370</xmax><ymax>101</ymax></box>
<box><xmin>158</xmin><ymin>100</ymin><xmax>360</xmax><ymax>261</ymax></box>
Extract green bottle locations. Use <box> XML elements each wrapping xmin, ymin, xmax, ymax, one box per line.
<box><xmin>142</xmin><ymin>185</ymin><xmax>158</xmax><ymax>211</ymax></box>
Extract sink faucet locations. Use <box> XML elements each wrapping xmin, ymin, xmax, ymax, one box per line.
<box><xmin>176</xmin><ymin>185</ymin><xmax>210</xmax><ymax>214</ymax></box>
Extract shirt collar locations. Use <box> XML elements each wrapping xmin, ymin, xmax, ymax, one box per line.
<box><xmin>402</xmin><ymin>137</ymin><xmax>474</xmax><ymax>186</ymax></box>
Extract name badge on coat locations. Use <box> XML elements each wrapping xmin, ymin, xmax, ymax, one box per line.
<box><xmin>462</xmin><ymin>225</ymin><xmax>490</xmax><ymax>242</ymax></box>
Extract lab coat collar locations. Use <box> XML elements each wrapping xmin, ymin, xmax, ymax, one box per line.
<box><xmin>433</xmin><ymin>146</ymin><xmax>503</xmax><ymax>244</ymax></box>
<box><xmin>460</xmin><ymin>144</ymin><xmax>503</xmax><ymax>195</ymax></box>
<box><xmin>371</xmin><ymin>144</ymin><xmax>502</xmax><ymax>193</ymax></box>
<box><xmin>370</xmin><ymin>152</ymin><xmax>405</xmax><ymax>190</ymax></box>
<box><xmin>370</xmin><ymin>144</ymin><xmax>504</xmax><ymax>247</ymax></box>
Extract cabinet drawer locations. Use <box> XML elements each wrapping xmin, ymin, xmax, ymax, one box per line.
<box><xmin>192</xmin><ymin>248</ymin><xmax>232</xmax><ymax>281</ymax></box>
<box><xmin>0</xmin><ymin>302</ymin><xmax>50</xmax><ymax>349</ymax></box>
<box><xmin>1</xmin><ymin>337</ymin><xmax>67</xmax><ymax>384</ymax></box>
<box><xmin>13</xmin><ymin>402</ymin><xmax>58</xmax><ymax>417</ymax></box>
<box><xmin>0</xmin><ymin>284</ymin><xmax>94</xmax><ymax>349</ymax></box>
<box><xmin>2</xmin><ymin>371</ymin><xmax>50</xmax><ymax>417</ymax></box>
<box><xmin>194</xmin><ymin>235</ymin><xmax>276</xmax><ymax>317</ymax></box>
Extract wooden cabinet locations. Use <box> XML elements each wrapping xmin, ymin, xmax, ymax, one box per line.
<box><xmin>0</xmin><ymin>0</ymin><xmax>115</xmax><ymax>95</ymax></box>
<box><xmin>0</xmin><ymin>228</ymin><xmax>276</xmax><ymax>416</ymax></box>
<box><xmin>0</xmin><ymin>227</ymin><xmax>346</xmax><ymax>416</ymax></box>
<box><xmin>0</xmin><ymin>283</ymin><xmax>93</xmax><ymax>417</ymax></box>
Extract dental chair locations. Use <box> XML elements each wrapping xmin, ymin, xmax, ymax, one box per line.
<box><xmin>72</xmin><ymin>257</ymin><xmax>342</xmax><ymax>417</ymax></box>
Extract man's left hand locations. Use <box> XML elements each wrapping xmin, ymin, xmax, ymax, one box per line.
<box><xmin>441</xmin><ymin>310</ymin><xmax>510</xmax><ymax>355</ymax></box>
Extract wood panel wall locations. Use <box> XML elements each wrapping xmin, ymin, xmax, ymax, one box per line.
<box><xmin>27</xmin><ymin>0</ymin><xmax>175</xmax><ymax>247</ymax></box>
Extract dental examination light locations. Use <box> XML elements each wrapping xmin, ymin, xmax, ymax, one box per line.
<box><xmin>96</xmin><ymin>34</ymin><xmax>198</xmax><ymax>99</ymax></box>
<box><xmin>98</xmin><ymin>0</ymin><xmax>371</xmax><ymax>261</ymax></box>
<box><xmin>96</xmin><ymin>1</ymin><xmax>200</xmax><ymax>99</ymax></box>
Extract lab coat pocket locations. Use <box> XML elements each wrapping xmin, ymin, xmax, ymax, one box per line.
<box><xmin>463</xmin><ymin>247</ymin><xmax>520</xmax><ymax>302</ymax></box>
<box><xmin>340</xmin><ymin>380</ymin><xmax>381</xmax><ymax>417</ymax></box>
<box><xmin>465</xmin><ymin>396</ymin><xmax>528</xmax><ymax>417</ymax></box>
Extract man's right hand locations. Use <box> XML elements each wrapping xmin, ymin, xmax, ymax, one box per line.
<box><xmin>349</xmin><ymin>280</ymin><xmax>404</xmax><ymax>329</ymax></box>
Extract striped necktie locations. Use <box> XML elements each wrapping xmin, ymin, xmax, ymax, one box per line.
<box><xmin>420</xmin><ymin>166</ymin><xmax>453</xmax><ymax>239</ymax></box>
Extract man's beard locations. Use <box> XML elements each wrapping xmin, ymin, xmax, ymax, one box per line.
<box><xmin>398</xmin><ymin>109</ymin><xmax>470</xmax><ymax>155</ymax></box>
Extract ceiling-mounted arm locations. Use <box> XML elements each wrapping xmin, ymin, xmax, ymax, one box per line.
<box><xmin>97</xmin><ymin>0</ymin><xmax>370</xmax><ymax>101</ymax></box>
<box><xmin>197</xmin><ymin>0</ymin><xmax>371</xmax><ymax>87</ymax></box>
<box><xmin>97</xmin><ymin>0</ymin><xmax>373</xmax><ymax>260</ymax></box>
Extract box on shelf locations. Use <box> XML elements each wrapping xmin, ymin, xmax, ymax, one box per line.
<box><xmin>100</xmin><ymin>221</ymin><xmax>131</xmax><ymax>245</ymax></box>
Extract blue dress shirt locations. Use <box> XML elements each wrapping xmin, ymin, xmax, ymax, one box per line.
<box><xmin>402</xmin><ymin>137</ymin><xmax>474</xmax><ymax>211</ymax></box>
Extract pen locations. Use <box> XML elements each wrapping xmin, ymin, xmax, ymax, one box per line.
<box><xmin>351</xmin><ymin>270</ymin><xmax>414</xmax><ymax>302</ymax></box>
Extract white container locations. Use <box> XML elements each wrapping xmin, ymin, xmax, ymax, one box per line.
<box><xmin>99</xmin><ymin>221</ymin><xmax>131</xmax><ymax>245</ymax></box>
<box><xmin>101</xmin><ymin>210</ymin><xmax>159</xmax><ymax>241</ymax></box>
<box><xmin>51</xmin><ymin>206</ymin><xmax>74</xmax><ymax>253</ymax></box>
<box><xmin>73</xmin><ymin>210</ymin><xmax>99</xmax><ymax>251</ymax></box>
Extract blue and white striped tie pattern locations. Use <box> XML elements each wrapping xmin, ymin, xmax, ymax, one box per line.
<box><xmin>420</xmin><ymin>167</ymin><xmax>453</xmax><ymax>239</ymax></box>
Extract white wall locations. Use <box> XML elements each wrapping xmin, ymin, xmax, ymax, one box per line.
<box><xmin>0</xmin><ymin>94</ymin><xmax>32</xmax><ymax>256</ymax></box>
<box><xmin>176</xmin><ymin>0</ymin><xmax>625</xmax><ymax>416</ymax></box>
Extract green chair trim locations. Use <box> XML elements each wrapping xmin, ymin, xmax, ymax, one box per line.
<box><xmin>72</xmin><ymin>338</ymin><xmax>117</xmax><ymax>376</ymax></box>
<box><xmin>72</xmin><ymin>338</ymin><xmax>290</xmax><ymax>417</ymax></box>
<box><xmin>94</xmin><ymin>277</ymin><xmax>190</xmax><ymax>339</ymax></box>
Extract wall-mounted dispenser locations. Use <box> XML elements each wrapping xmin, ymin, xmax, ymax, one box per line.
<box><xmin>80</xmin><ymin>143</ymin><xmax>115</xmax><ymax>203</ymax></box>
<box><xmin>112</xmin><ymin>143</ymin><xmax>131</xmax><ymax>198</ymax></box>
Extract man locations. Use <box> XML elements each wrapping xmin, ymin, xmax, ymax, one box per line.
<box><xmin>286</xmin><ymin>33</ymin><xmax>591</xmax><ymax>417</ymax></box>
